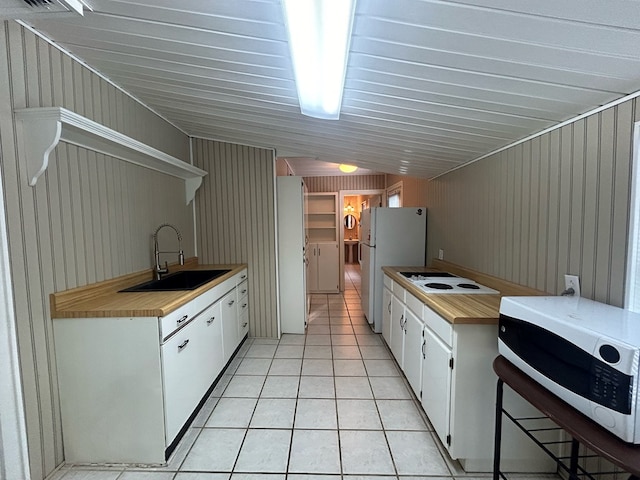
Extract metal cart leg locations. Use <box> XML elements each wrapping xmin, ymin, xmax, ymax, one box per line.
<box><xmin>493</xmin><ymin>378</ymin><xmax>504</xmax><ymax>480</ymax></box>
<box><xmin>569</xmin><ymin>438</ymin><xmax>580</xmax><ymax>480</ymax></box>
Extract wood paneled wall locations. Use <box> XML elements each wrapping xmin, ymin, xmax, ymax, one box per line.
<box><xmin>385</xmin><ymin>174</ymin><xmax>429</xmax><ymax>207</ymax></box>
<box><xmin>426</xmin><ymin>99</ymin><xmax>636</xmax><ymax>306</ymax></box>
<box><xmin>0</xmin><ymin>22</ymin><xmax>193</xmax><ymax>479</ymax></box>
<box><xmin>193</xmin><ymin>138</ymin><xmax>278</xmax><ymax>338</ymax></box>
<box><xmin>303</xmin><ymin>174</ymin><xmax>386</xmax><ymax>192</ymax></box>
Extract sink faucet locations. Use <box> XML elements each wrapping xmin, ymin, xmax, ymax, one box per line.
<box><xmin>153</xmin><ymin>223</ymin><xmax>185</xmax><ymax>280</ymax></box>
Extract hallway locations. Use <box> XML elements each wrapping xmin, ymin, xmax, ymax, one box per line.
<box><xmin>50</xmin><ymin>265</ymin><xmax>473</xmax><ymax>479</ymax></box>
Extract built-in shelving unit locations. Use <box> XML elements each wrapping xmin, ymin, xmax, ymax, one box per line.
<box><xmin>14</xmin><ymin>107</ymin><xmax>207</xmax><ymax>205</ymax></box>
<box><xmin>306</xmin><ymin>192</ymin><xmax>338</xmax><ymax>242</ymax></box>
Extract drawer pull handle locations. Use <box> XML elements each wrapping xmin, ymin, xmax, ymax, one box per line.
<box><xmin>388</xmin><ymin>301</ymin><xmax>391</xmax><ymax>313</ymax></box>
<box><xmin>207</xmin><ymin>317</ymin><xmax>215</xmax><ymax>325</ymax></box>
<box><xmin>422</xmin><ymin>339</ymin><xmax>426</xmax><ymax>359</ymax></box>
<box><xmin>228</xmin><ymin>300</ymin><xmax>235</xmax><ymax>306</ymax></box>
<box><xmin>177</xmin><ymin>315</ymin><xmax>188</xmax><ymax>325</ymax></box>
<box><xmin>241</xmin><ymin>274</ymin><xmax>247</xmax><ymax>279</ymax></box>
<box><xmin>399</xmin><ymin>314</ymin><xmax>404</xmax><ymax>329</ymax></box>
<box><xmin>242</xmin><ymin>322</ymin><xmax>248</xmax><ymax>328</ymax></box>
<box><xmin>178</xmin><ymin>339</ymin><xmax>190</xmax><ymax>351</ymax></box>
<box><xmin>241</xmin><ymin>289</ymin><xmax>247</xmax><ymax>294</ymax></box>
<box><xmin>242</xmin><ymin>303</ymin><xmax>248</xmax><ymax>308</ymax></box>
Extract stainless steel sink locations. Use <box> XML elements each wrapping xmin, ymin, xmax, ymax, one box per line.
<box><xmin>119</xmin><ymin>269</ymin><xmax>231</xmax><ymax>292</ymax></box>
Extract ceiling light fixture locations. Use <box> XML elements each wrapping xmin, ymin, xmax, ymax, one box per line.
<box><xmin>281</xmin><ymin>0</ymin><xmax>356</xmax><ymax>120</ymax></box>
<box><xmin>339</xmin><ymin>164</ymin><xmax>358</xmax><ymax>173</ymax></box>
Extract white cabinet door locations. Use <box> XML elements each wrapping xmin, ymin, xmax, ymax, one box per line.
<box><xmin>317</xmin><ymin>242</ymin><xmax>339</xmax><ymax>292</ymax></box>
<box><xmin>307</xmin><ymin>244</ymin><xmax>319</xmax><ymax>292</ymax></box>
<box><xmin>382</xmin><ymin>285</ymin><xmax>393</xmax><ymax>345</ymax></box>
<box><xmin>390</xmin><ymin>294</ymin><xmax>405</xmax><ymax>368</ymax></box>
<box><xmin>162</xmin><ymin>316</ymin><xmax>209</xmax><ymax>443</ymax></box>
<box><xmin>201</xmin><ymin>301</ymin><xmax>224</xmax><ymax>385</ymax></box>
<box><xmin>221</xmin><ymin>289</ymin><xmax>238</xmax><ymax>363</ymax></box>
<box><xmin>421</xmin><ymin>326</ymin><xmax>453</xmax><ymax>450</ymax></box>
<box><xmin>403</xmin><ymin>308</ymin><xmax>424</xmax><ymax>398</ymax></box>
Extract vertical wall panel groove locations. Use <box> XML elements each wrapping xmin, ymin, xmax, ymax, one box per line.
<box><xmin>0</xmin><ymin>21</ymin><xmax>192</xmax><ymax>480</ymax></box>
<box><xmin>193</xmin><ymin>138</ymin><xmax>277</xmax><ymax>339</ymax></box>
<box><xmin>427</xmin><ymin>98</ymin><xmax>636</xmax><ymax>306</ymax></box>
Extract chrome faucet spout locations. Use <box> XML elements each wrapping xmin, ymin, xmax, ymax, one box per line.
<box><xmin>153</xmin><ymin>223</ymin><xmax>185</xmax><ymax>280</ymax></box>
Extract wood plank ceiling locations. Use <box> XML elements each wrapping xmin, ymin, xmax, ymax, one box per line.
<box><xmin>22</xmin><ymin>0</ymin><xmax>640</xmax><ymax>178</ymax></box>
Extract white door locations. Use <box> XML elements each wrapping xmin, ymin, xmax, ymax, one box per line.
<box><xmin>382</xmin><ymin>286</ymin><xmax>393</xmax><ymax>346</ymax></box>
<box><xmin>317</xmin><ymin>243</ymin><xmax>339</xmax><ymax>292</ymax></box>
<box><xmin>360</xmin><ymin>243</ymin><xmax>373</xmax><ymax>323</ymax></box>
<box><xmin>421</xmin><ymin>327</ymin><xmax>453</xmax><ymax>450</ymax></box>
<box><xmin>221</xmin><ymin>289</ymin><xmax>238</xmax><ymax>362</ymax></box>
<box><xmin>307</xmin><ymin>243</ymin><xmax>319</xmax><ymax>292</ymax></box>
<box><xmin>201</xmin><ymin>301</ymin><xmax>224</xmax><ymax>386</ymax></box>
<box><xmin>389</xmin><ymin>294</ymin><xmax>405</xmax><ymax>368</ymax></box>
<box><xmin>162</xmin><ymin>316</ymin><xmax>208</xmax><ymax>443</ymax></box>
<box><xmin>403</xmin><ymin>308</ymin><xmax>424</xmax><ymax>398</ymax></box>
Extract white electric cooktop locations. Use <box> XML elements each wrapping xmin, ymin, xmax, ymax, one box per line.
<box><xmin>399</xmin><ymin>271</ymin><xmax>499</xmax><ymax>295</ymax></box>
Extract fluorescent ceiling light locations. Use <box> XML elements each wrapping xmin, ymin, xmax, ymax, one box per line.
<box><xmin>282</xmin><ymin>0</ymin><xmax>356</xmax><ymax>120</ymax></box>
<box><xmin>339</xmin><ymin>164</ymin><xmax>358</xmax><ymax>173</ymax></box>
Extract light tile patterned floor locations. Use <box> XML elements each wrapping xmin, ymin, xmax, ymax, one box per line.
<box><xmin>48</xmin><ymin>265</ymin><xmax>548</xmax><ymax>480</ymax></box>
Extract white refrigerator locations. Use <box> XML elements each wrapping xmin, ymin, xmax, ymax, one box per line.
<box><xmin>360</xmin><ymin>207</ymin><xmax>427</xmax><ymax>333</ymax></box>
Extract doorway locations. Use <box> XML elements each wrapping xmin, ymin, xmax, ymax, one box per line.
<box><xmin>338</xmin><ymin>189</ymin><xmax>385</xmax><ymax>292</ymax></box>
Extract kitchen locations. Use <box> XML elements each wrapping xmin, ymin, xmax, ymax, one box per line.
<box><xmin>1</xmin><ymin>2</ymin><xmax>640</xmax><ymax>480</ymax></box>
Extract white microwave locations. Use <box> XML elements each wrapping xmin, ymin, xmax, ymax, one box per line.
<box><xmin>498</xmin><ymin>296</ymin><xmax>640</xmax><ymax>443</ymax></box>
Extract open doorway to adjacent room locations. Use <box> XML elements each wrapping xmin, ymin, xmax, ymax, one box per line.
<box><xmin>338</xmin><ymin>189</ymin><xmax>385</xmax><ymax>292</ymax></box>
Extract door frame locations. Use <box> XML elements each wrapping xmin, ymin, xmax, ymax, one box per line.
<box><xmin>0</xmin><ymin>193</ymin><xmax>31</xmax><ymax>478</ymax></box>
<box><xmin>338</xmin><ymin>189</ymin><xmax>385</xmax><ymax>291</ymax></box>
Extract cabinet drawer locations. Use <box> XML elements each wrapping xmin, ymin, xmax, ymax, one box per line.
<box><xmin>423</xmin><ymin>305</ymin><xmax>453</xmax><ymax>347</ymax></box>
<box><xmin>383</xmin><ymin>274</ymin><xmax>393</xmax><ymax>289</ymax></box>
<box><xmin>405</xmin><ymin>291</ymin><xmax>423</xmax><ymax>318</ymax></box>
<box><xmin>392</xmin><ymin>281</ymin><xmax>405</xmax><ymax>301</ymax></box>
<box><xmin>160</xmin><ymin>275</ymin><xmax>236</xmax><ymax>340</ymax></box>
<box><xmin>238</xmin><ymin>297</ymin><xmax>249</xmax><ymax>317</ymax></box>
<box><xmin>237</xmin><ymin>279</ymin><xmax>248</xmax><ymax>301</ymax></box>
<box><xmin>239</xmin><ymin>311</ymin><xmax>249</xmax><ymax>338</ymax></box>
<box><xmin>233</xmin><ymin>269</ymin><xmax>248</xmax><ymax>286</ymax></box>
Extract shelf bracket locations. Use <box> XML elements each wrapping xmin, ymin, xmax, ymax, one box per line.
<box><xmin>14</xmin><ymin>107</ymin><xmax>207</xmax><ymax>205</ymax></box>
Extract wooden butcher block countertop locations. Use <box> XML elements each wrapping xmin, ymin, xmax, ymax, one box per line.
<box><xmin>50</xmin><ymin>258</ymin><xmax>247</xmax><ymax>318</ymax></box>
<box><xmin>382</xmin><ymin>260</ymin><xmax>547</xmax><ymax>326</ymax></box>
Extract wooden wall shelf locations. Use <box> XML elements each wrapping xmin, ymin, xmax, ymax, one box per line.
<box><xmin>14</xmin><ymin>107</ymin><xmax>207</xmax><ymax>205</ymax></box>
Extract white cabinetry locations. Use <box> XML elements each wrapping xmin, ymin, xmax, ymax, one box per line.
<box><xmin>420</xmin><ymin>324</ymin><xmax>452</xmax><ymax>450</ymax></box>
<box><xmin>382</xmin><ymin>279</ymin><xmax>393</xmax><ymax>345</ymax></box>
<box><xmin>402</xmin><ymin>303</ymin><xmax>424</xmax><ymax>398</ymax></box>
<box><xmin>221</xmin><ymin>288</ymin><xmax>239</xmax><ymax>363</ymax></box>
<box><xmin>54</xmin><ymin>268</ymin><xmax>248</xmax><ymax>465</ymax></box>
<box><xmin>306</xmin><ymin>192</ymin><xmax>339</xmax><ymax>293</ymax></box>
<box><xmin>163</xmin><ymin>306</ymin><xmax>222</xmax><ymax>442</ymax></box>
<box><xmin>382</xmin><ymin>272</ymin><xmax>554</xmax><ymax>472</ymax></box>
<box><xmin>308</xmin><ymin>242</ymin><xmax>339</xmax><ymax>293</ymax></box>
<box><xmin>276</xmin><ymin>176</ymin><xmax>307</xmax><ymax>333</ymax></box>
<box><xmin>389</xmin><ymin>293</ymin><xmax>405</xmax><ymax>368</ymax></box>
<box><xmin>238</xmin><ymin>278</ymin><xmax>249</xmax><ymax>338</ymax></box>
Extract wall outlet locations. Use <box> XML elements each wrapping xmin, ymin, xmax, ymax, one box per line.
<box><xmin>564</xmin><ymin>274</ymin><xmax>581</xmax><ymax>297</ymax></box>
<box><xmin>438</xmin><ymin>249</ymin><xmax>444</xmax><ymax>260</ymax></box>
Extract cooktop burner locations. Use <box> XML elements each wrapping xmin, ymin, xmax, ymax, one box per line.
<box><xmin>400</xmin><ymin>272</ymin><xmax>459</xmax><ymax>282</ymax></box>
<box><xmin>424</xmin><ymin>282</ymin><xmax>454</xmax><ymax>290</ymax></box>
<box><xmin>414</xmin><ymin>278</ymin><xmax>499</xmax><ymax>295</ymax></box>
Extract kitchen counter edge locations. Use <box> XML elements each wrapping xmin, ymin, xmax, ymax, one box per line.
<box><xmin>50</xmin><ymin>260</ymin><xmax>248</xmax><ymax>319</ymax></box>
